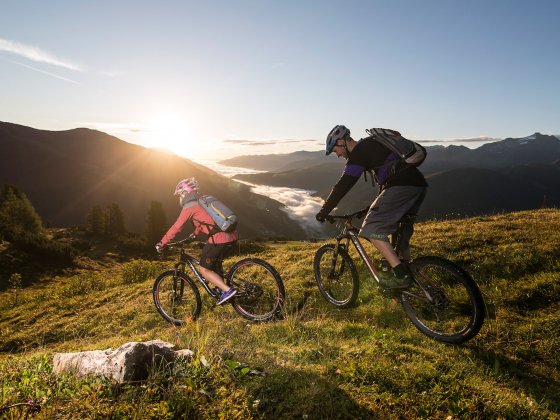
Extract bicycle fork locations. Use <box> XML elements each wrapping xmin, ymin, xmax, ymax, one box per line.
<box><xmin>329</xmin><ymin>237</ymin><xmax>351</xmax><ymax>279</ymax></box>
<box><xmin>172</xmin><ymin>264</ymin><xmax>186</xmax><ymax>301</ymax></box>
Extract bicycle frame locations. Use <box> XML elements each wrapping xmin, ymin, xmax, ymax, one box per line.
<box><xmin>333</xmin><ymin>218</ymin><xmax>383</xmax><ymax>285</ymax></box>
<box><xmin>330</xmin><ymin>214</ymin><xmax>436</xmax><ymax>302</ymax></box>
<box><xmin>172</xmin><ymin>243</ymin><xmax>220</xmax><ymax>298</ymax></box>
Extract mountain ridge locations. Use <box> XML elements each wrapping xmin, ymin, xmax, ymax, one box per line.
<box><xmin>0</xmin><ymin>121</ymin><xmax>306</xmax><ymax>239</ymax></box>
<box><xmin>231</xmin><ymin>133</ymin><xmax>560</xmax><ymax>219</ymax></box>
<box><xmin>220</xmin><ymin>132</ymin><xmax>560</xmax><ymax>173</ymax></box>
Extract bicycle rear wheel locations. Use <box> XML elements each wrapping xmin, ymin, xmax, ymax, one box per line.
<box><xmin>401</xmin><ymin>256</ymin><xmax>485</xmax><ymax>344</ymax></box>
<box><xmin>153</xmin><ymin>270</ymin><xmax>202</xmax><ymax>326</ymax></box>
<box><xmin>226</xmin><ymin>258</ymin><xmax>285</xmax><ymax>322</ymax></box>
<box><xmin>314</xmin><ymin>244</ymin><xmax>359</xmax><ymax>308</ymax></box>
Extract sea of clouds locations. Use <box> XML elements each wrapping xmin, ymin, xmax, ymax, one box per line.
<box><xmin>203</xmin><ymin>161</ymin><xmax>327</xmax><ymax>237</ymax></box>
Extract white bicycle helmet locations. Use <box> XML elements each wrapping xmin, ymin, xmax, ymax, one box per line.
<box><xmin>326</xmin><ymin>125</ymin><xmax>350</xmax><ymax>155</ymax></box>
<box><xmin>174</xmin><ymin>177</ymin><xmax>199</xmax><ymax>195</ymax></box>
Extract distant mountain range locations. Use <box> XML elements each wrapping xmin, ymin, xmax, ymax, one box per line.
<box><xmin>0</xmin><ymin>122</ymin><xmax>306</xmax><ymax>239</ymax></box>
<box><xmin>220</xmin><ymin>150</ymin><xmax>340</xmax><ymax>173</ymax></box>
<box><xmin>226</xmin><ymin>133</ymin><xmax>560</xmax><ymax>219</ymax></box>
<box><xmin>2</xmin><ymin>122</ymin><xmax>558</xmax><ymax>237</ymax></box>
<box><xmin>221</xmin><ymin>133</ymin><xmax>560</xmax><ymax>173</ymax></box>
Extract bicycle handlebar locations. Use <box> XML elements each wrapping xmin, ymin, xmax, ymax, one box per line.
<box><xmin>325</xmin><ymin>207</ymin><xmax>369</xmax><ymax>224</ymax></box>
<box><xmin>165</xmin><ymin>234</ymin><xmax>198</xmax><ymax>248</ymax></box>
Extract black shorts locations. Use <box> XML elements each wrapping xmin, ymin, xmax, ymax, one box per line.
<box><xmin>199</xmin><ymin>242</ymin><xmax>235</xmax><ymax>276</ymax></box>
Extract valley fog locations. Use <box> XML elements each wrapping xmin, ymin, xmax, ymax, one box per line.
<box><xmin>202</xmin><ymin>160</ymin><xmax>327</xmax><ymax>237</ymax></box>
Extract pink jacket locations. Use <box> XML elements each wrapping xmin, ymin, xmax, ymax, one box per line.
<box><xmin>160</xmin><ymin>204</ymin><xmax>238</xmax><ymax>246</ymax></box>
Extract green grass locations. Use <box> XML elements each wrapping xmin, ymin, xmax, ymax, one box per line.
<box><xmin>1</xmin><ymin>209</ymin><xmax>559</xmax><ymax>418</ymax></box>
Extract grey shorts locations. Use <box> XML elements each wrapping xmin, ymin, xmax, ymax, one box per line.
<box><xmin>359</xmin><ymin>186</ymin><xmax>427</xmax><ymax>241</ymax></box>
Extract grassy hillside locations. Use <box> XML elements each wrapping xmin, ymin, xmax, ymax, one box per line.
<box><xmin>1</xmin><ymin>209</ymin><xmax>559</xmax><ymax>418</ymax></box>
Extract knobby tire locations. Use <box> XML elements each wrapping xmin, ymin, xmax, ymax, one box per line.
<box><xmin>314</xmin><ymin>244</ymin><xmax>360</xmax><ymax>308</ymax></box>
<box><xmin>226</xmin><ymin>258</ymin><xmax>285</xmax><ymax>322</ymax></box>
<box><xmin>401</xmin><ymin>256</ymin><xmax>485</xmax><ymax>344</ymax></box>
<box><xmin>153</xmin><ymin>270</ymin><xmax>202</xmax><ymax>326</ymax></box>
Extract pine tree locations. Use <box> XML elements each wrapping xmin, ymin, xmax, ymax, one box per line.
<box><xmin>145</xmin><ymin>200</ymin><xmax>169</xmax><ymax>246</ymax></box>
<box><xmin>104</xmin><ymin>203</ymin><xmax>126</xmax><ymax>237</ymax></box>
<box><xmin>85</xmin><ymin>205</ymin><xmax>104</xmax><ymax>235</ymax></box>
<box><xmin>0</xmin><ymin>185</ymin><xmax>44</xmax><ymax>241</ymax></box>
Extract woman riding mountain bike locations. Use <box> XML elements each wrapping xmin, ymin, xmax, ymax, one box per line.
<box><xmin>156</xmin><ymin>177</ymin><xmax>238</xmax><ymax>305</ymax></box>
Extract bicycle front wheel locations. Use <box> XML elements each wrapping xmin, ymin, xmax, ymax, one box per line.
<box><xmin>314</xmin><ymin>244</ymin><xmax>359</xmax><ymax>308</ymax></box>
<box><xmin>153</xmin><ymin>270</ymin><xmax>202</xmax><ymax>326</ymax></box>
<box><xmin>401</xmin><ymin>256</ymin><xmax>485</xmax><ymax>344</ymax></box>
<box><xmin>226</xmin><ymin>258</ymin><xmax>285</xmax><ymax>322</ymax></box>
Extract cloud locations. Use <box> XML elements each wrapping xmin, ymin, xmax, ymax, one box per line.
<box><xmin>0</xmin><ymin>38</ymin><xmax>82</xmax><ymax>71</ymax></box>
<box><xmin>223</xmin><ymin>138</ymin><xmax>319</xmax><ymax>146</ymax></box>
<box><xmin>5</xmin><ymin>60</ymin><xmax>80</xmax><ymax>84</ymax></box>
<box><xmin>200</xmin><ymin>161</ymin><xmax>267</xmax><ymax>177</ymax></box>
<box><xmin>76</xmin><ymin>121</ymin><xmax>146</xmax><ymax>135</ymax></box>
<box><xmin>420</xmin><ymin>136</ymin><xmax>502</xmax><ymax>144</ymax></box>
<box><xmin>237</xmin><ymin>180</ymin><xmax>327</xmax><ymax>237</ymax></box>
<box><xmin>205</xmin><ymin>163</ymin><xmax>326</xmax><ymax>236</ymax></box>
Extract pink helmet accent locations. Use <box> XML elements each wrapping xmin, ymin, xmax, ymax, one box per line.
<box><xmin>174</xmin><ymin>177</ymin><xmax>199</xmax><ymax>195</ymax></box>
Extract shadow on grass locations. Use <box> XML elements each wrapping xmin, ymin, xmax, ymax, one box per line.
<box><xmin>243</xmin><ymin>365</ymin><xmax>383</xmax><ymax>418</ymax></box>
<box><xmin>471</xmin><ymin>347</ymin><xmax>560</xmax><ymax>414</ymax></box>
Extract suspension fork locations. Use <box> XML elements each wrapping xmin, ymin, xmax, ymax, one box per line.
<box><xmin>328</xmin><ymin>234</ymin><xmax>351</xmax><ymax>276</ymax></box>
<box><xmin>172</xmin><ymin>261</ymin><xmax>186</xmax><ymax>297</ymax></box>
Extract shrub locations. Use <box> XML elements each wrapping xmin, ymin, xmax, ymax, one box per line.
<box><xmin>233</xmin><ymin>241</ymin><xmax>269</xmax><ymax>256</ymax></box>
<box><xmin>58</xmin><ymin>272</ymin><xmax>110</xmax><ymax>298</ymax></box>
<box><xmin>13</xmin><ymin>232</ymin><xmax>76</xmax><ymax>262</ymax></box>
<box><xmin>121</xmin><ymin>260</ymin><xmax>165</xmax><ymax>285</ymax></box>
<box><xmin>116</xmin><ymin>234</ymin><xmax>148</xmax><ymax>253</ymax></box>
<box><xmin>71</xmin><ymin>239</ymin><xmax>92</xmax><ymax>251</ymax></box>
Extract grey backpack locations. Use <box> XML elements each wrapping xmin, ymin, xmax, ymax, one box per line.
<box><xmin>366</xmin><ymin>128</ymin><xmax>427</xmax><ymax>167</ymax></box>
<box><xmin>197</xmin><ymin>195</ymin><xmax>238</xmax><ymax>233</ymax></box>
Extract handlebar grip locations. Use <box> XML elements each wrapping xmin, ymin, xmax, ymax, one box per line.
<box><xmin>325</xmin><ymin>215</ymin><xmax>335</xmax><ymax>223</ymax></box>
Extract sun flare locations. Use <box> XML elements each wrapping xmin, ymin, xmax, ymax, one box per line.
<box><xmin>146</xmin><ymin>113</ymin><xmax>192</xmax><ymax>156</ymax></box>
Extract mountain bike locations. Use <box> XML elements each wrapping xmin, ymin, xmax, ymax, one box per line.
<box><xmin>314</xmin><ymin>209</ymin><xmax>485</xmax><ymax>344</ymax></box>
<box><xmin>153</xmin><ymin>236</ymin><xmax>285</xmax><ymax>326</ymax></box>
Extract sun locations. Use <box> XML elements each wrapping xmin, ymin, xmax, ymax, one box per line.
<box><xmin>146</xmin><ymin>113</ymin><xmax>192</xmax><ymax>156</ymax></box>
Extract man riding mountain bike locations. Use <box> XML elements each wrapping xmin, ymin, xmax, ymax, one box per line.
<box><xmin>315</xmin><ymin>125</ymin><xmax>428</xmax><ymax>289</ymax></box>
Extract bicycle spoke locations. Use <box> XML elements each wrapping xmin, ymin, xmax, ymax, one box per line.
<box><xmin>153</xmin><ymin>271</ymin><xmax>201</xmax><ymax>325</ymax></box>
<box><xmin>401</xmin><ymin>256</ymin><xmax>485</xmax><ymax>343</ymax></box>
<box><xmin>228</xmin><ymin>258</ymin><xmax>284</xmax><ymax>322</ymax></box>
<box><xmin>314</xmin><ymin>244</ymin><xmax>359</xmax><ymax>308</ymax></box>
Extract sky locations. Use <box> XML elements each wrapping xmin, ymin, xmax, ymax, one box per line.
<box><xmin>1</xmin><ymin>0</ymin><xmax>559</xmax><ymax>160</ymax></box>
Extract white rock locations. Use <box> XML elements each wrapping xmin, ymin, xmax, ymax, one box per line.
<box><xmin>53</xmin><ymin>340</ymin><xmax>192</xmax><ymax>383</ymax></box>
